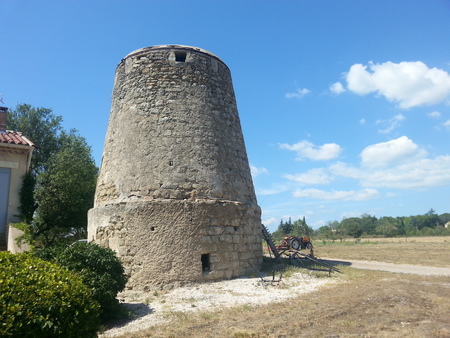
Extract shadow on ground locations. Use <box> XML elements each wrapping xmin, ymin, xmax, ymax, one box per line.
<box><xmin>105</xmin><ymin>303</ymin><xmax>153</xmax><ymax>330</ymax></box>
<box><xmin>318</xmin><ymin>258</ymin><xmax>352</xmax><ymax>266</ymax></box>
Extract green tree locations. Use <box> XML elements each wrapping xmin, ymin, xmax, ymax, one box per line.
<box><xmin>438</xmin><ymin>213</ymin><xmax>450</xmax><ymax>226</ymax></box>
<box><xmin>360</xmin><ymin>213</ymin><xmax>377</xmax><ymax>235</ymax></box>
<box><xmin>291</xmin><ymin>217</ymin><xmax>313</xmax><ymax>237</ymax></box>
<box><xmin>327</xmin><ymin>220</ymin><xmax>340</xmax><ymax>231</ymax></box>
<box><xmin>316</xmin><ymin>225</ymin><xmax>336</xmax><ymax>240</ymax></box>
<box><xmin>397</xmin><ymin>217</ymin><xmax>407</xmax><ymax>237</ymax></box>
<box><xmin>9</xmin><ymin>104</ymin><xmax>63</xmax><ymax>222</ymax></box>
<box><xmin>32</xmin><ymin>131</ymin><xmax>97</xmax><ymax>246</ymax></box>
<box><xmin>18</xmin><ymin>171</ymin><xmax>36</xmax><ymax>224</ymax></box>
<box><xmin>9</xmin><ymin>104</ymin><xmax>98</xmax><ymax>247</ymax></box>
<box><xmin>409</xmin><ymin>210</ymin><xmax>439</xmax><ymax>231</ymax></box>
<box><xmin>340</xmin><ymin>217</ymin><xmax>363</xmax><ymax>238</ymax></box>
<box><xmin>375</xmin><ymin>217</ymin><xmax>399</xmax><ymax>237</ymax></box>
<box><xmin>403</xmin><ymin>217</ymin><xmax>418</xmax><ymax>236</ymax></box>
<box><xmin>271</xmin><ymin>219</ymin><xmax>292</xmax><ymax>242</ymax></box>
<box><xmin>281</xmin><ymin>218</ymin><xmax>293</xmax><ymax>234</ymax></box>
<box><xmin>424</xmin><ymin>208</ymin><xmax>439</xmax><ymax>227</ymax></box>
<box><xmin>8</xmin><ymin>104</ymin><xmax>62</xmax><ymax>175</ymax></box>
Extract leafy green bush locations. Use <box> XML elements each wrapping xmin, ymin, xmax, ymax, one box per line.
<box><xmin>0</xmin><ymin>252</ymin><xmax>100</xmax><ymax>337</ymax></box>
<box><xmin>50</xmin><ymin>242</ymin><xmax>128</xmax><ymax>320</ymax></box>
<box><xmin>31</xmin><ymin>242</ymin><xmax>67</xmax><ymax>261</ymax></box>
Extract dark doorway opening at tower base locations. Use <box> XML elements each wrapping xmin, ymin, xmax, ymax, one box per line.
<box><xmin>201</xmin><ymin>253</ymin><xmax>210</xmax><ymax>273</ymax></box>
<box><xmin>175</xmin><ymin>51</ymin><xmax>187</xmax><ymax>62</ymax></box>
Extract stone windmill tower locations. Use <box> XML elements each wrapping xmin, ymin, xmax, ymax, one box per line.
<box><xmin>88</xmin><ymin>45</ymin><xmax>262</xmax><ymax>290</ymax></box>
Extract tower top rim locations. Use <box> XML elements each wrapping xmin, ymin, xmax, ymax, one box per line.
<box><xmin>122</xmin><ymin>45</ymin><xmax>228</xmax><ymax>68</ymax></box>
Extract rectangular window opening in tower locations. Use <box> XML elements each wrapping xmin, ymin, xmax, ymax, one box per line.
<box><xmin>175</xmin><ymin>52</ymin><xmax>187</xmax><ymax>62</ymax></box>
<box><xmin>201</xmin><ymin>254</ymin><xmax>210</xmax><ymax>273</ymax></box>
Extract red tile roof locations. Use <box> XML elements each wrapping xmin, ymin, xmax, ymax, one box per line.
<box><xmin>0</xmin><ymin>131</ymin><xmax>35</xmax><ymax>147</ymax></box>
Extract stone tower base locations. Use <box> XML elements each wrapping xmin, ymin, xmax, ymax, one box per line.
<box><xmin>88</xmin><ymin>199</ymin><xmax>263</xmax><ymax>290</ymax></box>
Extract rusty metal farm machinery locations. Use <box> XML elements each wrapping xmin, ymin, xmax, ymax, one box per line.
<box><xmin>261</xmin><ymin>224</ymin><xmax>341</xmax><ymax>275</ymax></box>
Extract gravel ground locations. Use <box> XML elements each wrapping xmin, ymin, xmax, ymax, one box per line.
<box><xmin>100</xmin><ymin>259</ymin><xmax>450</xmax><ymax>337</ymax></box>
<box><xmin>100</xmin><ymin>272</ymin><xmax>334</xmax><ymax>337</ymax></box>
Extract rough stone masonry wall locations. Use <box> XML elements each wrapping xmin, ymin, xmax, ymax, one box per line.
<box><xmin>89</xmin><ymin>199</ymin><xmax>262</xmax><ymax>290</ymax></box>
<box><xmin>95</xmin><ymin>46</ymin><xmax>256</xmax><ymax>204</ymax></box>
<box><xmin>88</xmin><ymin>45</ymin><xmax>262</xmax><ymax>290</ymax></box>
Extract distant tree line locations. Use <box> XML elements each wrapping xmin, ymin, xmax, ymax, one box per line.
<box><xmin>316</xmin><ymin>209</ymin><xmax>450</xmax><ymax>239</ymax></box>
<box><xmin>270</xmin><ymin>209</ymin><xmax>450</xmax><ymax>242</ymax></box>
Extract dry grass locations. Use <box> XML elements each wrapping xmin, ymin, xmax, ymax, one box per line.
<box><xmin>313</xmin><ymin>236</ymin><xmax>450</xmax><ymax>267</ymax></box>
<box><xmin>114</xmin><ymin>237</ymin><xmax>450</xmax><ymax>337</ymax></box>
<box><xmin>120</xmin><ymin>268</ymin><xmax>450</xmax><ymax>337</ymax></box>
<box><xmin>359</xmin><ymin>236</ymin><xmax>450</xmax><ymax>243</ymax></box>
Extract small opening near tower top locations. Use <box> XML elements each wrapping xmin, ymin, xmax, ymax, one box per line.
<box><xmin>175</xmin><ymin>51</ymin><xmax>187</xmax><ymax>62</ymax></box>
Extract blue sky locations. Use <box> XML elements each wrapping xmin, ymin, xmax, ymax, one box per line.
<box><xmin>1</xmin><ymin>1</ymin><xmax>450</xmax><ymax>231</ymax></box>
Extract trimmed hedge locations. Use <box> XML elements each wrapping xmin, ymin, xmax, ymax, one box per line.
<box><xmin>0</xmin><ymin>252</ymin><xmax>100</xmax><ymax>337</ymax></box>
<box><xmin>37</xmin><ymin>241</ymin><xmax>128</xmax><ymax>320</ymax></box>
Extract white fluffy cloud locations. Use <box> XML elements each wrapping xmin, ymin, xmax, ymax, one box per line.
<box><xmin>360</xmin><ymin>136</ymin><xmax>427</xmax><ymax>168</ymax></box>
<box><xmin>329</xmin><ymin>157</ymin><xmax>450</xmax><ymax>190</ymax></box>
<box><xmin>344</xmin><ymin>61</ymin><xmax>450</xmax><ymax>108</ymax></box>
<box><xmin>280</xmin><ymin>140</ymin><xmax>342</xmax><ymax>161</ymax></box>
<box><xmin>283</xmin><ymin>168</ymin><xmax>332</xmax><ymax>185</ymax></box>
<box><xmin>328</xmin><ymin>161</ymin><xmax>364</xmax><ymax>179</ymax></box>
<box><xmin>360</xmin><ymin>156</ymin><xmax>450</xmax><ymax>189</ymax></box>
<box><xmin>330</xmin><ymin>82</ymin><xmax>346</xmax><ymax>94</ymax></box>
<box><xmin>375</xmin><ymin>114</ymin><xmax>406</xmax><ymax>134</ymax></box>
<box><xmin>427</xmin><ymin>111</ymin><xmax>441</xmax><ymax>119</ymax></box>
<box><xmin>262</xmin><ymin>217</ymin><xmax>278</xmax><ymax>226</ymax></box>
<box><xmin>258</xmin><ymin>184</ymin><xmax>290</xmax><ymax>196</ymax></box>
<box><xmin>277</xmin><ymin>137</ymin><xmax>450</xmax><ymax>204</ymax></box>
<box><xmin>285</xmin><ymin>88</ymin><xmax>310</xmax><ymax>99</ymax></box>
<box><xmin>326</xmin><ymin>137</ymin><xmax>450</xmax><ymax>189</ymax></box>
<box><xmin>293</xmin><ymin>188</ymin><xmax>379</xmax><ymax>201</ymax></box>
<box><xmin>250</xmin><ymin>165</ymin><xmax>268</xmax><ymax>177</ymax></box>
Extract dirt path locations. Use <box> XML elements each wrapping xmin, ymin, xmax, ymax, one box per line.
<box><xmin>323</xmin><ymin>258</ymin><xmax>450</xmax><ymax>276</ymax></box>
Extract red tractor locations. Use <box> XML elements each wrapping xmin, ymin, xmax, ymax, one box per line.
<box><xmin>261</xmin><ymin>225</ymin><xmax>315</xmax><ymax>259</ymax></box>
<box><xmin>279</xmin><ymin>236</ymin><xmax>313</xmax><ymax>250</ymax></box>
<box><xmin>276</xmin><ymin>236</ymin><xmax>314</xmax><ymax>257</ymax></box>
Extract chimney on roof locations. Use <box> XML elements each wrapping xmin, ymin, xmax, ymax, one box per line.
<box><xmin>0</xmin><ymin>107</ymin><xmax>7</xmax><ymax>133</ymax></box>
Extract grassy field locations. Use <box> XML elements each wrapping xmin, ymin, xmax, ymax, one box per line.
<box><xmin>312</xmin><ymin>236</ymin><xmax>450</xmax><ymax>267</ymax></box>
<box><xmin>114</xmin><ymin>237</ymin><xmax>450</xmax><ymax>337</ymax></box>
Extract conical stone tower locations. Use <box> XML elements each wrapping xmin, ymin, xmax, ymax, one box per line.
<box><xmin>88</xmin><ymin>45</ymin><xmax>262</xmax><ymax>290</ymax></box>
